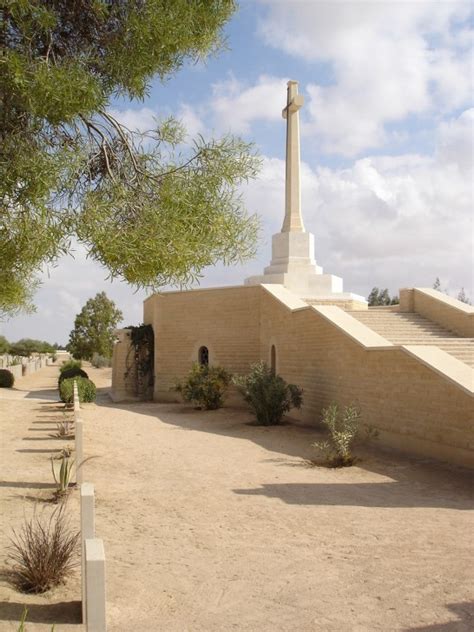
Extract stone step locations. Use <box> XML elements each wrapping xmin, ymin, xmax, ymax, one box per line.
<box><xmin>340</xmin><ymin>307</ymin><xmax>474</xmax><ymax>367</ymax></box>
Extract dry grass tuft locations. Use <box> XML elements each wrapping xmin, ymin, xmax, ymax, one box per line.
<box><xmin>8</xmin><ymin>505</ymin><xmax>80</xmax><ymax>593</ymax></box>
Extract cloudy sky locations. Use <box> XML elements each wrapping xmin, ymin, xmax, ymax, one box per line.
<box><xmin>2</xmin><ymin>0</ymin><xmax>473</xmax><ymax>345</ymax></box>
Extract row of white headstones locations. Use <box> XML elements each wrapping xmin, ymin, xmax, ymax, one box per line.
<box><xmin>74</xmin><ymin>380</ymin><xmax>107</xmax><ymax>632</ymax></box>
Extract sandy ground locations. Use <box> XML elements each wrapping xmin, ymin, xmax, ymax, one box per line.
<box><xmin>0</xmin><ymin>365</ymin><xmax>473</xmax><ymax>631</ymax></box>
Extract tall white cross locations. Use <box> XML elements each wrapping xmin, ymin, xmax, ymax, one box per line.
<box><xmin>281</xmin><ymin>80</ymin><xmax>305</xmax><ymax>233</ymax></box>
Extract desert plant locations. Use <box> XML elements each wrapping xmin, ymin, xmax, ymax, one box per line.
<box><xmin>57</xmin><ymin>367</ymin><xmax>88</xmax><ymax>390</ymax></box>
<box><xmin>59</xmin><ymin>360</ymin><xmax>82</xmax><ymax>374</ymax></box>
<box><xmin>8</xmin><ymin>505</ymin><xmax>80</xmax><ymax>593</ymax></box>
<box><xmin>50</xmin><ymin>453</ymin><xmax>75</xmax><ymax>500</ymax></box>
<box><xmin>49</xmin><ymin>413</ymin><xmax>74</xmax><ymax>439</ymax></box>
<box><xmin>17</xmin><ymin>606</ymin><xmax>27</xmax><ymax>632</ymax></box>
<box><xmin>91</xmin><ymin>352</ymin><xmax>111</xmax><ymax>368</ymax></box>
<box><xmin>174</xmin><ymin>363</ymin><xmax>231</xmax><ymax>410</ymax></box>
<box><xmin>17</xmin><ymin>607</ymin><xmax>56</xmax><ymax>632</ymax></box>
<box><xmin>59</xmin><ymin>377</ymin><xmax>96</xmax><ymax>404</ymax></box>
<box><xmin>312</xmin><ymin>403</ymin><xmax>361</xmax><ymax>467</ymax></box>
<box><xmin>0</xmin><ymin>368</ymin><xmax>15</xmax><ymax>388</ymax></box>
<box><xmin>234</xmin><ymin>362</ymin><xmax>303</xmax><ymax>426</ymax></box>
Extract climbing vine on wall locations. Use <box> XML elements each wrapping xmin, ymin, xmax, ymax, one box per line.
<box><xmin>125</xmin><ymin>324</ymin><xmax>154</xmax><ymax>399</ymax></box>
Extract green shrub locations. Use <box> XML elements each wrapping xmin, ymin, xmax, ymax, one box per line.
<box><xmin>0</xmin><ymin>369</ymin><xmax>15</xmax><ymax>388</ymax></box>
<box><xmin>174</xmin><ymin>363</ymin><xmax>231</xmax><ymax>410</ymax></box>
<box><xmin>57</xmin><ymin>367</ymin><xmax>88</xmax><ymax>388</ymax></box>
<box><xmin>311</xmin><ymin>403</ymin><xmax>361</xmax><ymax>467</ymax></box>
<box><xmin>59</xmin><ymin>360</ymin><xmax>82</xmax><ymax>374</ymax></box>
<box><xmin>59</xmin><ymin>377</ymin><xmax>96</xmax><ymax>404</ymax></box>
<box><xmin>91</xmin><ymin>353</ymin><xmax>111</xmax><ymax>368</ymax></box>
<box><xmin>233</xmin><ymin>362</ymin><xmax>303</xmax><ymax>426</ymax></box>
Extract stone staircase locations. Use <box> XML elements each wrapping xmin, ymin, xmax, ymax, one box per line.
<box><xmin>344</xmin><ymin>307</ymin><xmax>474</xmax><ymax>367</ymax></box>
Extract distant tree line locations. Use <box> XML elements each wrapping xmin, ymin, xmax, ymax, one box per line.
<box><xmin>432</xmin><ymin>277</ymin><xmax>471</xmax><ymax>304</ymax></box>
<box><xmin>368</xmin><ymin>279</ymin><xmax>471</xmax><ymax>306</ymax></box>
<box><xmin>367</xmin><ymin>288</ymin><xmax>400</xmax><ymax>306</ymax></box>
<box><xmin>0</xmin><ymin>336</ymin><xmax>63</xmax><ymax>356</ymax></box>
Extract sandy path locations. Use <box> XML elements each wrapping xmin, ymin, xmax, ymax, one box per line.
<box><xmin>1</xmin><ymin>365</ymin><xmax>473</xmax><ymax>631</ymax></box>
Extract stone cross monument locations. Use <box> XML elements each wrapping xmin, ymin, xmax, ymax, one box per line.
<box><xmin>282</xmin><ymin>80</ymin><xmax>305</xmax><ymax>233</ymax></box>
<box><xmin>245</xmin><ymin>80</ymin><xmax>365</xmax><ymax>304</ymax></box>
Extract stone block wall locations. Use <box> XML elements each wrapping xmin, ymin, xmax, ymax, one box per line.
<box><xmin>149</xmin><ymin>286</ymin><xmax>261</xmax><ymax>401</ymax></box>
<box><xmin>259</xmin><ymin>289</ymin><xmax>473</xmax><ymax>467</ymax></box>
<box><xmin>400</xmin><ymin>287</ymin><xmax>474</xmax><ymax>336</ymax></box>
<box><xmin>110</xmin><ymin>283</ymin><xmax>473</xmax><ymax>466</ymax></box>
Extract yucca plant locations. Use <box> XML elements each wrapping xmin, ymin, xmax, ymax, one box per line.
<box><xmin>50</xmin><ymin>453</ymin><xmax>75</xmax><ymax>501</ymax></box>
<box><xmin>49</xmin><ymin>413</ymin><xmax>74</xmax><ymax>439</ymax></box>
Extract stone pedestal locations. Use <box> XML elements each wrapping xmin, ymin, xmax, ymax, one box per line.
<box><xmin>245</xmin><ymin>230</ymin><xmax>346</xmax><ymax>298</ymax></box>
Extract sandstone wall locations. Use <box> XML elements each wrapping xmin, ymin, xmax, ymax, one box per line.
<box><xmin>400</xmin><ymin>287</ymin><xmax>474</xmax><ymax>337</ymax></box>
<box><xmin>111</xmin><ymin>284</ymin><xmax>473</xmax><ymax>467</ymax></box>
<box><xmin>150</xmin><ymin>286</ymin><xmax>261</xmax><ymax>401</ymax></box>
<box><xmin>259</xmin><ymin>287</ymin><xmax>473</xmax><ymax>467</ymax></box>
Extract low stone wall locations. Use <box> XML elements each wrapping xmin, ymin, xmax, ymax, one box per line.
<box><xmin>400</xmin><ymin>287</ymin><xmax>474</xmax><ymax>337</ymax></box>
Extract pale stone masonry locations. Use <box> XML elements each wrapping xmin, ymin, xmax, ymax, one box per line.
<box><xmin>245</xmin><ymin>80</ymin><xmax>365</xmax><ymax>305</ymax></box>
<box><xmin>112</xmin><ymin>283</ymin><xmax>473</xmax><ymax>467</ymax></box>
<box><xmin>111</xmin><ymin>80</ymin><xmax>473</xmax><ymax>468</ymax></box>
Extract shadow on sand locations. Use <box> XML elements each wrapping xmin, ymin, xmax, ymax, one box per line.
<box><xmin>94</xmin><ymin>395</ymin><xmax>474</xmax><ymax>511</ymax></box>
<box><xmin>404</xmin><ymin>601</ymin><xmax>474</xmax><ymax>631</ymax></box>
<box><xmin>0</xmin><ymin>600</ymin><xmax>81</xmax><ymax>625</ymax></box>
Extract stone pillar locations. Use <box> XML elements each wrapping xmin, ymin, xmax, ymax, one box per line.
<box><xmin>282</xmin><ymin>80</ymin><xmax>305</xmax><ymax>233</ymax></box>
<box><xmin>75</xmin><ymin>418</ymin><xmax>84</xmax><ymax>485</ymax></box>
<box><xmin>81</xmin><ymin>483</ymin><xmax>95</xmax><ymax>624</ymax></box>
<box><xmin>85</xmin><ymin>538</ymin><xmax>106</xmax><ymax>631</ymax></box>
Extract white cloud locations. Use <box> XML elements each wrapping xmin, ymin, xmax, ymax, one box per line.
<box><xmin>176</xmin><ymin>103</ymin><xmax>205</xmax><ymax>138</ymax></box>
<box><xmin>259</xmin><ymin>0</ymin><xmax>472</xmax><ymax>155</ymax></box>
<box><xmin>211</xmin><ymin>74</ymin><xmax>288</xmax><ymax>134</ymax></box>
<box><xmin>236</xmin><ymin>108</ymin><xmax>473</xmax><ymax>297</ymax></box>
<box><xmin>108</xmin><ymin>107</ymin><xmax>157</xmax><ymax>132</ymax></box>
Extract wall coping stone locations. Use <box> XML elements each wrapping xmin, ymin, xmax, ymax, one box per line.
<box><xmin>402</xmin><ymin>345</ymin><xmax>474</xmax><ymax>397</ymax></box>
<box><xmin>415</xmin><ymin>288</ymin><xmax>474</xmax><ymax>314</ymax></box>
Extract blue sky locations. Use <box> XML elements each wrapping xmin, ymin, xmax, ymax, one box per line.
<box><xmin>2</xmin><ymin>0</ymin><xmax>473</xmax><ymax>345</ymax></box>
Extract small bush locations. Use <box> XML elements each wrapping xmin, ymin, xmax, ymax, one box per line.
<box><xmin>59</xmin><ymin>360</ymin><xmax>82</xmax><ymax>374</ymax></box>
<box><xmin>174</xmin><ymin>363</ymin><xmax>231</xmax><ymax>410</ymax></box>
<box><xmin>8</xmin><ymin>505</ymin><xmax>80</xmax><ymax>593</ymax></box>
<box><xmin>59</xmin><ymin>377</ymin><xmax>96</xmax><ymax>404</ymax></box>
<box><xmin>91</xmin><ymin>353</ymin><xmax>111</xmax><ymax>368</ymax></box>
<box><xmin>312</xmin><ymin>403</ymin><xmax>361</xmax><ymax>467</ymax></box>
<box><xmin>0</xmin><ymin>369</ymin><xmax>15</xmax><ymax>388</ymax></box>
<box><xmin>57</xmin><ymin>367</ymin><xmax>88</xmax><ymax>388</ymax></box>
<box><xmin>234</xmin><ymin>362</ymin><xmax>303</xmax><ymax>426</ymax></box>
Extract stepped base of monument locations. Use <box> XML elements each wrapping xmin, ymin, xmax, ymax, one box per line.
<box><xmin>245</xmin><ymin>270</ymin><xmax>342</xmax><ymax>295</ymax></box>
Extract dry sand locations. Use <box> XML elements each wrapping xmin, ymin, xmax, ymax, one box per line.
<box><xmin>0</xmin><ymin>365</ymin><xmax>473</xmax><ymax>631</ymax></box>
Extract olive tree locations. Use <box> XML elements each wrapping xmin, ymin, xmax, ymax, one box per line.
<box><xmin>1</xmin><ymin>1</ymin><xmax>260</xmax><ymax>317</ymax></box>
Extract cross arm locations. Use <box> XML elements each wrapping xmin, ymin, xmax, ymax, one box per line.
<box><xmin>282</xmin><ymin>94</ymin><xmax>304</xmax><ymax>119</ymax></box>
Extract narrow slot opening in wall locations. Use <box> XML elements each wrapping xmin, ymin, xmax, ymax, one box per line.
<box><xmin>198</xmin><ymin>346</ymin><xmax>209</xmax><ymax>366</ymax></box>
